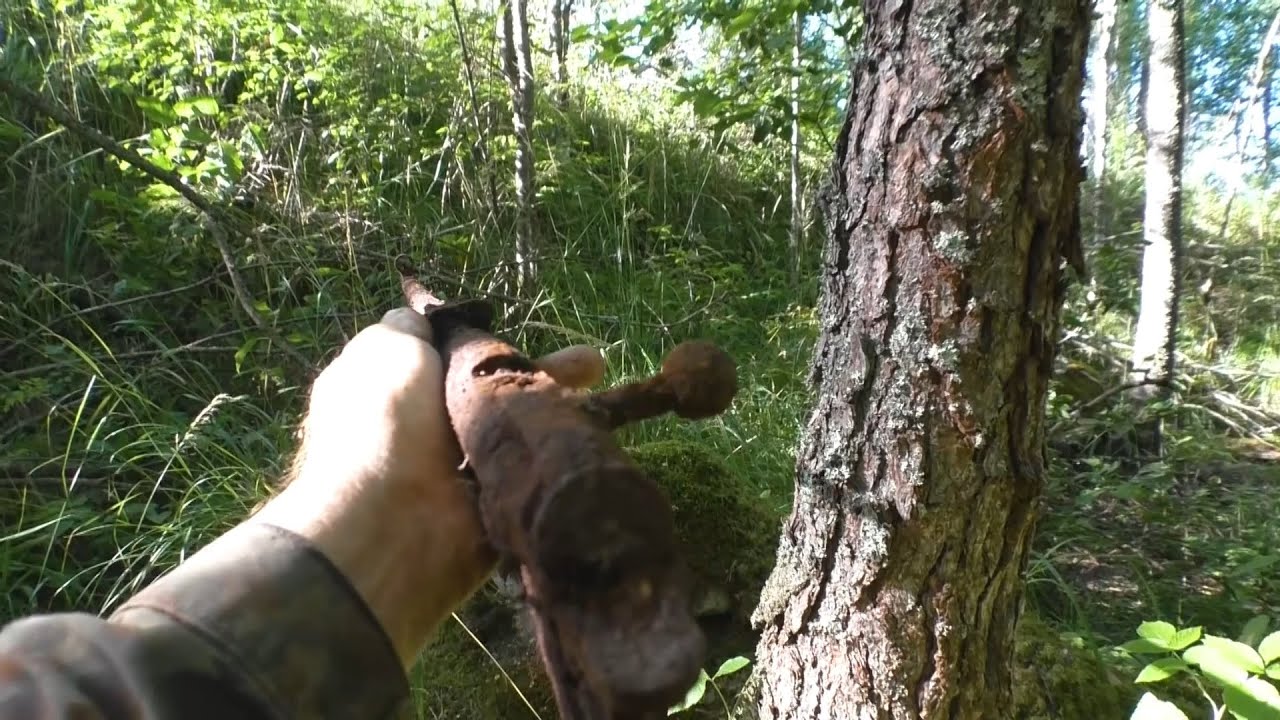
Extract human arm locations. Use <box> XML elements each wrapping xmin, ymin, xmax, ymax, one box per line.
<box><xmin>0</xmin><ymin>307</ymin><xmax>604</xmax><ymax>720</ymax></box>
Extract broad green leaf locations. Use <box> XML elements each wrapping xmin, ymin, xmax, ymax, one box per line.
<box><xmin>1259</xmin><ymin>633</ymin><xmax>1280</xmax><ymax>665</ymax></box>
<box><xmin>725</xmin><ymin>8</ymin><xmax>760</xmax><ymax>37</ymax></box>
<box><xmin>667</xmin><ymin>669</ymin><xmax>708</xmax><ymax>714</ymax></box>
<box><xmin>1222</xmin><ymin>677</ymin><xmax>1280</xmax><ymax>720</ymax></box>
<box><xmin>1131</xmin><ymin>691</ymin><xmax>1190</xmax><ymax>720</ymax></box>
<box><xmin>713</xmin><ymin>656</ymin><xmax>750</xmax><ymax>679</ymax></box>
<box><xmin>1242</xmin><ymin>617</ymin><xmax>1272</xmax><ymax>647</ymax></box>
<box><xmin>1170</xmin><ymin>627</ymin><xmax>1203</xmax><ymax>651</ymax></box>
<box><xmin>136</xmin><ymin>97</ymin><xmax>177</xmax><ymax>124</ymax></box>
<box><xmin>1122</xmin><ymin>639</ymin><xmax>1170</xmax><ymax>655</ymax></box>
<box><xmin>1138</xmin><ymin>622</ymin><xmax>1178</xmax><ymax>647</ymax></box>
<box><xmin>174</xmin><ymin>96</ymin><xmax>219</xmax><ymax>118</ymax></box>
<box><xmin>1136</xmin><ymin>657</ymin><xmax>1190</xmax><ymax>684</ymax></box>
<box><xmin>1266</xmin><ymin>663</ymin><xmax>1280</xmax><ymax>681</ymax></box>
<box><xmin>1185</xmin><ymin>645</ymin><xmax>1251</xmax><ymax>689</ymax></box>
<box><xmin>0</xmin><ymin>119</ymin><xmax>28</xmax><ymax>140</ymax></box>
<box><xmin>1203</xmin><ymin>635</ymin><xmax>1267</xmax><ymax>675</ymax></box>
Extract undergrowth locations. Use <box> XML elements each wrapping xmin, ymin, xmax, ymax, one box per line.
<box><xmin>2</xmin><ymin>0</ymin><xmax>1279</xmax><ymax>717</ymax></box>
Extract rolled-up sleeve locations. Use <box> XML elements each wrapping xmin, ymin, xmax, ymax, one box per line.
<box><xmin>0</xmin><ymin>522</ymin><xmax>413</xmax><ymax>720</ymax></box>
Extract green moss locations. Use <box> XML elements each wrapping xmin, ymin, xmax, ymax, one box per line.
<box><xmin>410</xmin><ymin>440</ymin><xmax>783</xmax><ymax>719</ymax></box>
<box><xmin>627</xmin><ymin>440</ymin><xmax>784</xmax><ymax>623</ymax></box>
<box><xmin>1012</xmin><ymin>614</ymin><xmax>1138</xmax><ymax>720</ymax></box>
<box><xmin>410</xmin><ymin>597</ymin><xmax>555</xmax><ymax>719</ymax></box>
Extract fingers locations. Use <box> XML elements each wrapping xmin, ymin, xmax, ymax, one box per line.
<box><xmin>378</xmin><ymin>307</ymin><xmax>434</xmax><ymax>344</ymax></box>
<box><xmin>535</xmin><ymin>345</ymin><xmax>606</xmax><ymax>389</ymax></box>
<box><xmin>378</xmin><ymin>306</ymin><xmax>605</xmax><ymax>389</ymax></box>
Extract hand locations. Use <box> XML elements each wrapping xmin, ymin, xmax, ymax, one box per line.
<box><xmin>249</xmin><ymin>307</ymin><xmax>604</xmax><ymax>669</ymax></box>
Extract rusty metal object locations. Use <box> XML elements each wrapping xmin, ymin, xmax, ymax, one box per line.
<box><xmin>396</xmin><ymin>260</ymin><xmax>737</xmax><ymax>720</ymax></box>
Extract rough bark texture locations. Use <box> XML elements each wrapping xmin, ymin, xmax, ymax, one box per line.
<box><xmin>749</xmin><ymin>0</ymin><xmax>1088</xmax><ymax>717</ymax></box>
<box><xmin>500</xmin><ymin>0</ymin><xmax>537</xmax><ymax>293</ymax></box>
<box><xmin>1129</xmin><ymin>0</ymin><xmax>1185</xmax><ymax>393</ymax></box>
<box><xmin>1084</xmin><ymin>0</ymin><xmax>1117</xmax><ymax>246</ymax></box>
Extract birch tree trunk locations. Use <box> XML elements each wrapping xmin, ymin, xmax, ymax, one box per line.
<box><xmin>1130</xmin><ymin>0</ymin><xmax>1186</xmax><ymax>398</ymax></box>
<box><xmin>789</xmin><ymin>9</ymin><xmax>804</xmax><ymax>282</ymax></box>
<box><xmin>500</xmin><ymin>0</ymin><xmax>537</xmax><ymax>293</ymax></box>
<box><xmin>748</xmin><ymin>0</ymin><xmax>1088</xmax><ymax>717</ymax></box>
<box><xmin>1084</xmin><ymin>0</ymin><xmax>1118</xmax><ymax>246</ymax></box>
<box><xmin>550</xmin><ymin>0</ymin><xmax>573</xmax><ymax>105</ymax></box>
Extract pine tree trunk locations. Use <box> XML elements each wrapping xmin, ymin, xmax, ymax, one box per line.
<box><xmin>789</xmin><ymin>9</ymin><xmax>804</xmax><ymax>282</ymax></box>
<box><xmin>1129</xmin><ymin>0</ymin><xmax>1185</xmax><ymax>396</ymax></box>
<box><xmin>500</xmin><ymin>0</ymin><xmax>537</xmax><ymax>293</ymax></box>
<box><xmin>748</xmin><ymin>0</ymin><xmax>1088</xmax><ymax>717</ymax></box>
<box><xmin>1084</xmin><ymin>0</ymin><xmax>1118</xmax><ymax>246</ymax></box>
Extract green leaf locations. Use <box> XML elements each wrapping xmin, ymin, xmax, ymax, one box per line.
<box><xmin>1266</xmin><ymin>663</ymin><xmax>1280</xmax><ymax>681</ymax></box>
<box><xmin>1138</xmin><ymin>622</ymin><xmax>1178</xmax><ymax>647</ymax></box>
<box><xmin>1169</xmin><ymin>627</ymin><xmax>1203</xmax><ymax>651</ymax></box>
<box><xmin>1222</xmin><ymin>677</ymin><xmax>1280</xmax><ymax>720</ymax></box>
<box><xmin>1203</xmin><ymin>635</ymin><xmax>1268</xmax><ymax>675</ymax></box>
<box><xmin>1185</xmin><ymin>644</ymin><xmax>1251</xmax><ymax>689</ymax></box>
<box><xmin>0</xmin><ymin>119</ymin><xmax>28</xmax><ymax>140</ymax></box>
<box><xmin>667</xmin><ymin>669</ymin><xmax>708</xmax><ymax>714</ymax></box>
<box><xmin>1122</xmin><ymin>639</ymin><xmax>1170</xmax><ymax>655</ymax></box>
<box><xmin>173</xmin><ymin>96</ymin><xmax>220</xmax><ymax>118</ymax></box>
<box><xmin>1242</xmin><ymin>617</ymin><xmax>1272</xmax><ymax>647</ymax></box>
<box><xmin>235</xmin><ymin>337</ymin><xmax>259</xmax><ymax>373</ymax></box>
<box><xmin>725</xmin><ymin>7</ymin><xmax>760</xmax><ymax>37</ymax></box>
<box><xmin>1261</xmin><ymin>633</ymin><xmax>1280</xmax><ymax>665</ymax></box>
<box><xmin>713</xmin><ymin>656</ymin><xmax>750</xmax><ymax>679</ymax></box>
<box><xmin>136</xmin><ymin>97</ymin><xmax>177</xmax><ymax>124</ymax></box>
<box><xmin>1136</xmin><ymin>658</ymin><xmax>1190</xmax><ymax>684</ymax></box>
<box><xmin>1131</xmin><ymin>691</ymin><xmax>1190</xmax><ymax>720</ymax></box>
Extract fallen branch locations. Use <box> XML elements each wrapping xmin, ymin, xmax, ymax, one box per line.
<box><xmin>0</xmin><ymin>75</ymin><xmax>314</xmax><ymax>372</ymax></box>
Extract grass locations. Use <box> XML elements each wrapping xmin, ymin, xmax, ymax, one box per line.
<box><xmin>2</xmin><ymin>0</ymin><xmax>1280</xmax><ymax>717</ymax></box>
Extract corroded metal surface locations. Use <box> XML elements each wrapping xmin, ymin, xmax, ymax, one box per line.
<box><xmin>398</xmin><ymin>265</ymin><xmax>737</xmax><ymax>720</ymax></box>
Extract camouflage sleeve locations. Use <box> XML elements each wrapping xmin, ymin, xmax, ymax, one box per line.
<box><xmin>0</xmin><ymin>522</ymin><xmax>414</xmax><ymax>720</ymax></box>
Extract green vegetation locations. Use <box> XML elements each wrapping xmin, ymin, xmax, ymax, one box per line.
<box><xmin>2</xmin><ymin>0</ymin><xmax>1279</xmax><ymax>717</ymax></box>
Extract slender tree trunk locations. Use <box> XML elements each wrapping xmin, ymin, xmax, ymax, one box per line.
<box><xmin>1213</xmin><ymin>8</ymin><xmax>1280</xmax><ymax>240</ymax></box>
<box><xmin>500</xmin><ymin>0</ymin><xmax>537</xmax><ymax>293</ymax></box>
<box><xmin>550</xmin><ymin>0</ymin><xmax>573</xmax><ymax>105</ymax></box>
<box><xmin>1130</xmin><ymin>0</ymin><xmax>1186</xmax><ymax>398</ymax></box>
<box><xmin>1084</xmin><ymin>0</ymin><xmax>1118</xmax><ymax>247</ymax></box>
<box><xmin>1138</xmin><ymin>51</ymin><xmax>1150</xmax><ymax>140</ymax></box>
<box><xmin>447</xmin><ymin>0</ymin><xmax>500</xmax><ymax>227</ymax></box>
<box><xmin>748</xmin><ymin>0</ymin><xmax>1088</xmax><ymax>717</ymax></box>
<box><xmin>789</xmin><ymin>9</ymin><xmax>804</xmax><ymax>283</ymax></box>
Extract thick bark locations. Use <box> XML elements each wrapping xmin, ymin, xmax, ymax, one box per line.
<box><xmin>500</xmin><ymin>0</ymin><xmax>537</xmax><ymax>293</ymax></box>
<box><xmin>1129</xmin><ymin>0</ymin><xmax>1185</xmax><ymax>394</ymax></box>
<box><xmin>1084</xmin><ymin>0</ymin><xmax>1118</xmax><ymax>246</ymax></box>
<box><xmin>789</xmin><ymin>10</ymin><xmax>804</xmax><ymax>282</ymax></box>
<box><xmin>550</xmin><ymin>0</ymin><xmax>574</xmax><ymax>104</ymax></box>
<box><xmin>749</xmin><ymin>0</ymin><xmax>1088</xmax><ymax>718</ymax></box>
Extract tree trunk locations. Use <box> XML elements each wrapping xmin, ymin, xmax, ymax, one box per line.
<box><xmin>1212</xmin><ymin>8</ymin><xmax>1280</xmax><ymax>241</ymax></box>
<box><xmin>1129</xmin><ymin>0</ymin><xmax>1186</xmax><ymax>397</ymax></box>
<box><xmin>789</xmin><ymin>9</ymin><xmax>804</xmax><ymax>283</ymax></box>
<box><xmin>1084</xmin><ymin>0</ymin><xmax>1118</xmax><ymax>247</ymax></box>
<box><xmin>550</xmin><ymin>0</ymin><xmax>573</xmax><ymax>105</ymax></box>
<box><xmin>748</xmin><ymin>0</ymin><xmax>1088</xmax><ymax>717</ymax></box>
<box><xmin>500</xmin><ymin>0</ymin><xmax>537</xmax><ymax>293</ymax></box>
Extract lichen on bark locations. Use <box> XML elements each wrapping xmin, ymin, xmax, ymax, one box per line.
<box><xmin>748</xmin><ymin>0</ymin><xmax>1090</xmax><ymax>718</ymax></box>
